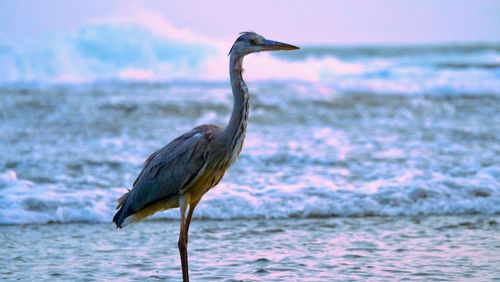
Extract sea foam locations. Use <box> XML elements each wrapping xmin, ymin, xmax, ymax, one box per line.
<box><xmin>1</xmin><ymin>16</ymin><xmax>499</xmax><ymax>226</ymax></box>
<box><xmin>1</xmin><ymin>168</ymin><xmax>498</xmax><ymax>225</ymax></box>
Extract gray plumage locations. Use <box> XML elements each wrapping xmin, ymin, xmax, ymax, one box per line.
<box><xmin>113</xmin><ymin>31</ymin><xmax>299</xmax><ymax>282</ymax></box>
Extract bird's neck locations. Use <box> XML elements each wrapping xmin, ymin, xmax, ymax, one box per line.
<box><xmin>221</xmin><ymin>54</ymin><xmax>249</xmax><ymax>151</ymax></box>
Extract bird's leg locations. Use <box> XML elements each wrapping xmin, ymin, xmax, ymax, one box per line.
<box><xmin>178</xmin><ymin>194</ymin><xmax>190</xmax><ymax>282</ymax></box>
<box><xmin>184</xmin><ymin>200</ymin><xmax>200</xmax><ymax>244</ymax></box>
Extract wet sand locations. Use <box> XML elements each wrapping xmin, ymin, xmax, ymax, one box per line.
<box><xmin>1</xmin><ymin>216</ymin><xmax>499</xmax><ymax>281</ymax></box>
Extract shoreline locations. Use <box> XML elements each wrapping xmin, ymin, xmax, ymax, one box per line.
<box><xmin>1</xmin><ymin>212</ymin><xmax>498</xmax><ymax>227</ymax></box>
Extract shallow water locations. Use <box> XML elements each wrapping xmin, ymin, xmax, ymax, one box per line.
<box><xmin>1</xmin><ymin>216</ymin><xmax>499</xmax><ymax>281</ymax></box>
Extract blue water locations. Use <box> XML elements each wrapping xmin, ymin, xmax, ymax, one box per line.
<box><xmin>0</xmin><ymin>22</ymin><xmax>499</xmax><ymax>225</ymax></box>
<box><xmin>2</xmin><ymin>22</ymin><xmax>500</xmax><ymax>95</ymax></box>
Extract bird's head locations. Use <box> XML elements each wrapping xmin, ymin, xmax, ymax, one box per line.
<box><xmin>228</xmin><ymin>31</ymin><xmax>299</xmax><ymax>56</ymax></box>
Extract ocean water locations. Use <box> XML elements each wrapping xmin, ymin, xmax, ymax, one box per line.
<box><xmin>0</xmin><ymin>22</ymin><xmax>499</xmax><ymax>225</ymax></box>
<box><xmin>2</xmin><ymin>217</ymin><xmax>499</xmax><ymax>281</ymax></box>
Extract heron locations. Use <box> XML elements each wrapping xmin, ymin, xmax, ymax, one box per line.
<box><xmin>112</xmin><ymin>32</ymin><xmax>299</xmax><ymax>281</ymax></box>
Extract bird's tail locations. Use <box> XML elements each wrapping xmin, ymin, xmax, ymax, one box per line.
<box><xmin>113</xmin><ymin>189</ymin><xmax>169</xmax><ymax>228</ymax></box>
<box><xmin>112</xmin><ymin>190</ymin><xmax>130</xmax><ymax>229</ymax></box>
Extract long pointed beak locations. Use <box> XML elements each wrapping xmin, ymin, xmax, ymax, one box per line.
<box><xmin>261</xmin><ymin>39</ymin><xmax>300</xmax><ymax>51</ymax></box>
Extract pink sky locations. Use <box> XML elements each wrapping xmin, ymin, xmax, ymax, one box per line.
<box><xmin>1</xmin><ymin>0</ymin><xmax>500</xmax><ymax>45</ymax></box>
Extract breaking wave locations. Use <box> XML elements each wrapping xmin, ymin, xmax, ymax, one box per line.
<box><xmin>1</xmin><ymin>169</ymin><xmax>498</xmax><ymax>225</ymax></box>
<box><xmin>1</xmin><ymin>17</ymin><xmax>500</xmax><ymax>95</ymax></box>
<box><xmin>1</xmin><ymin>15</ymin><xmax>499</xmax><ymax>226</ymax></box>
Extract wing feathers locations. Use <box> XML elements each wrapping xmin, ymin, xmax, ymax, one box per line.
<box><xmin>113</xmin><ymin>125</ymin><xmax>222</xmax><ymax>227</ymax></box>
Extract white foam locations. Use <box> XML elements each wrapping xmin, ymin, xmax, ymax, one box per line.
<box><xmin>1</xmin><ymin>168</ymin><xmax>498</xmax><ymax>225</ymax></box>
<box><xmin>0</xmin><ymin>170</ymin><xmax>117</xmax><ymax>224</ymax></box>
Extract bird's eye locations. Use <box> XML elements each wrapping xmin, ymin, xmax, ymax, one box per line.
<box><xmin>249</xmin><ymin>39</ymin><xmax>256</xmax><ymax>45</ymax></box>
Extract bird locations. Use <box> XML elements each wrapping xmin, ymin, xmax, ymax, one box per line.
<box><xmin>112</xmin><ymin>31</ymin><xmax>299</xmax><ymax>281</ymax></box>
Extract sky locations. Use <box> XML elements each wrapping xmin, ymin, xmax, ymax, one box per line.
<box><xmin>1</xmin><ymin>0</ymin><xmax>500</xmax><ymax>45</ymax></box>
